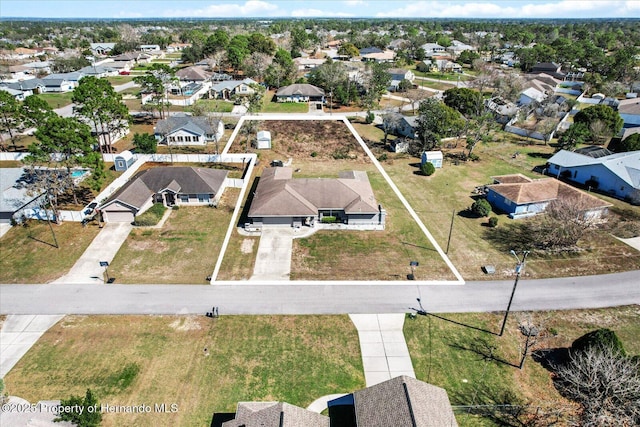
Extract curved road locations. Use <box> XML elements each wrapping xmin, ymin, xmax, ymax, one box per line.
<box><xmin>1</xmin><ymin>270</ymin><xmax>638</xmax><ymax>316</ymax></box>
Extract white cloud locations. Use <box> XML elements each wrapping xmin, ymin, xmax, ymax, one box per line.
<box><xmin>163</xmin><ymin>1</ymin><xmax>280</xmax><ymax>18</ymax></box>
<box><xmin>114</xmin><ymin>11</ymin><xmax>144</xmax><ymax>18</ymax></box>
<box><xmin>291</xmin><ymin>8</ymin><xmax>355</xmax><ymax>17</ymax></box>
<box><xmin>344</xmin><ymin>0</ymin><xmax>368</xmax><ymax>6</ymax></box>
<box><xmin>374</xmin><ymin>1</ymin><xmax>640</xmax><ymax>18</ymax></box>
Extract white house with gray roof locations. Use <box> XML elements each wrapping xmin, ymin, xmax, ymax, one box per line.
<box><xmin>546</xmin><ymin>149</ymin><xmax>640</xmax><ymax>204</ymax></box>
<box><xmin>247</xmin><ymin>167</ymin><xmax>385</xmax><ymax>229</ymax></box>
<box><xmin>99</xmin><ymin>167</ymin><xmax>229</xmax><ymax>222</ymax></box>
<box><xmin>154</xmin><ymin>116</ymin><xmax>224</xmax><ymax>146</ymax></box>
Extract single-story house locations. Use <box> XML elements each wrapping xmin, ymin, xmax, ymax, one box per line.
<box><xmin>175</xmin><ymin>66</ymin><xmax>212</xmax><ymax>83</ymax></box>
<box><xmin>0</xmin><ymin>86</ymin><xmax>26</xmax><ymax>101</ymax></box>
<box><xmin>139</xmin><ymin>44</ymin><xmax>161</xmax><ymax>52</ymax></box>
<box><xmin>99</xmin><ymin>167</ymin><xmax>229</xmax><ymax>223</ymax></box>
<box><xmin>78</xmin><ymin>64</ymin><xmax>116</xmax><ymax>78</ymax></box>
<box><xmin>90</xmin><ymin>42</ymin><xmax>116</xmax><ymax>56</ymax></box>
<box><xmin>387</xmin><ymin>68</ymin><xmax>415</xmax><ymax>91</ymax></box>
<box><xmin>486</xmin><ymin>174</ymin><xmax>612</xmax><ymax>219</ymax></box>
<box><xmin>421</xmin><ymin>150</ymin><xmax>443</xmax><ymax>168</ymax></box>
<box><xmin>218</xmin><ymin>376</ymin><xmax>456</xmax><ymax>427</ymax></box>
<box><xmin>221</xmin><ymin>402</ymin><xmax>328</xmax><ymax>427</ymax></box>
<box><xmin>210</xmin><ymin>78</ymin><xmax>256</xmax><ymax>100</ymax></box>
<box><xmin>390</xmin><ymin>114</ymin><xmax>418</xmax><ymax>139</ymax></box>
<box><xmin>294</xmin><ymin>57</ymin><xmax>326</xmax><ymax>70</ymax></box>
<box><xmin>388</xmin><ymin>39</ymin><xmax>408</xmax><ymax>50</ymax></box>
<box><xmin>275</xmin><ymin>83</ymin><xmax>325</xmax><ymax>103</ymax></box>
<box><xmin>518</xmin><ymin>87</ymin><xmax>546</xmax><ymax>106</ymax></box>
<box><xmin>154</xmin><ymin>116</ymin><xmax>224</xmax><ymax>146</ymax></box>
<box><xmin>546</xmin><ymin>149</ymin><xmax>640</xmax><ymax>203</ymax></box>
<box><xmin>421</xmin><ymin>43</ymin><xmax>447</xmax><ymax>57</ymax></box>
<box><xmin>327</xmin><ymin>376</ymin><xmax>458</xmax><ymax>427</ymax></box>
<box><xmin>361</xmin><ymin>50</ymin><xmax>396</xmax><ymax>63</ymax></box>
<box><xmin>447</xmin><ymin>40</ymin><xmax>476</xmax><ymax>56</ymax></box>
<box><xmin>166</xmin><ymin>42</ymin><xmax>191</xmax><ymax>53</ymax></box>
<box><xmin>485</xmin><ymin>97</ymin><xmax>519</xmax><ymax>124</ymax></box>
<box><xmin>0</xmin><ymin>79</ymin><xmax>46</xmax><ymax>96</ymax></box>
<box><xmin>531</xmin><ymin>62</ymin><xmax>565</xmax><ymax>79</ymax></box>
<box><xmin>618</xmin><ymin>98</ymin><xmax>640</xmax><ymax>127</ymax></box>
<box><xmin>41</xmin><ymin>74</ymin><xmax>76</xmax><ymax>92</ymax></box>
<box><xmin>0</xmin><ymin>168</ymin><xmax>46</xmax><ymax>224</ymax></box>
<box><xmin>248</xmin><ymin>167</ymin><xmax>385</xmax><ymax>228</ymax></box>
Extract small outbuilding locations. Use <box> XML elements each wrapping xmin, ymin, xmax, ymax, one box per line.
<box><xmin>256</xmin><ymin>130</ymin><xmax>272</xmax><ymax>149</ymax></box>
<box><xmin>114</xmin><ymin>150</ymin><xmax>135</xmax><ymax>171</ymax></box>
<box><xmin>421</xmin><ymin>150</ymin><xmax>443</xmax><ymax>168</ymax></box>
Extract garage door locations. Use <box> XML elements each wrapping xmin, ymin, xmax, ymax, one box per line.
<box><xmin>103</xmin><ymin>210</ymin><xmax>134</xmax><ymax>223</ymax></box>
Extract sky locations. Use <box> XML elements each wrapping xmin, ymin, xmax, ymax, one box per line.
<box><xmin>1</xmin><ymin>0</ymin><xmax>639</xmax><ymax>19</ymax></box>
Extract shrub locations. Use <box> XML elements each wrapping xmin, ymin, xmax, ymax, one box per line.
<box><xmin>572</xmin><ymin>328</ymin><xmax>626</xmax><ymax>356</ymax></box>
<box><xmin>488</xmin><ymin>216</ymin><xmax>499</xmax><ymax>227</ymax></box>
<box><xmin>471</xmin><ymin>199</ymin><xmax>492</xmax><ymax>217</ymax></box>
<box><xmin>365</xmin><ymin>111</ymin><xmax>375</xmax><ymax>124</ymax></box>
<box><xmin>321</xmin><ymin>216</ymin><xmax>338</xmax><ymax>223</ymax></box>
<box><xmin>134</xmin><ymin>203</ymin><xmax>166</xmax><ymax>226</ymax></box>
<box><xmin>310</xmin><ymin>151</ymin><xmax>318</xmax><ymax>157</ymax></box>
<box><xmin>377</xmin><ymin>153</ymin><xmax>388</xmax><ymax>162</ymax></box>
<box><xmin>421</xmin><ymin>161</ymin><xmax>436</xmax><ymax>176</ymax></box>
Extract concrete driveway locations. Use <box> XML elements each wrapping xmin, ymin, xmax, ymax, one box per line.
<box><xmin>250</xmin><ymin>227</ymin><xmax>294</xmax><ymax>281</ymax></box>
<box><xmin>53</xmin><ymin>222</ymin><xmax>133</xmax><ymax>284</ymax></box>
<box><xmin>0</xmin><ymin>314</ymin><xmax>64</xmax><ymax>377</ymax></box>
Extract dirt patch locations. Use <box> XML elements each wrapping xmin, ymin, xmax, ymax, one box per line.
<box><xmin>231</xmin><ymin>120</ymin><xmax>365</xmax><ymax>162</ymax></box>
<box><xmin>169</xmin><ymin>316</ymin><xmax>202</xmax><ymax>331</ymax></box>
<box><xmin>240</xmin><ymin>239</ymin><xmax>254</xmax><ymax>254</ymax></box>
<box><xmin>60</xmin><ymin>315</ymin><xmax>87</xmax><ymax>328</ymax></box>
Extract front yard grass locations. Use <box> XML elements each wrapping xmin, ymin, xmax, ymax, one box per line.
<box><xmin>0</xmin><ymin>221</ymin><xmax>101</xmax><ymax>283</ymax></box>
<box><xmin>405</xmin><ymin>305</ymin><xmax>640</xmax><ymax>426</ymax></box>
<box><xmin>262</xmin><ymin>91</ymin><xmax>309</xmax><ymax>113</ymax></box>
<box><xmin>35</xmin><ymin>92</ymin><xmax>74</xmax><ymax>109</ymax></box>
<box><xmin>3</xmin><ymin>314</ymin><xmax>364</xmax><ymax>427</ymax></box>
<box><xmin>108</xmin><ymin>188</ymin><xmax>240</xmax><ymax>284</ymax></box>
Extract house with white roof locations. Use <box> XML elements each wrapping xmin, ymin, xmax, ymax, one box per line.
<box><xmin>546</xmin><ymin>148</ymin><xmax>640</xmax><ymax>204</ymax></box>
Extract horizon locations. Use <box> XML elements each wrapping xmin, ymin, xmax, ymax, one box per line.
<box><xmin>1</xmin><ymin>0</ymin><xmax>639</xmax><ymax>20</ymax></box>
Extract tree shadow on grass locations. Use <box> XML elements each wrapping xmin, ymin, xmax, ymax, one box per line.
<box><xmin>447</xmin><ymin>335</ymin><xmax>520</xmax><ymax>369</ymax></box>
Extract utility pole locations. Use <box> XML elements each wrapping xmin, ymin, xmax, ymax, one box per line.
<box><xmin>445</xmin><ymin>209</ymin><xmax>455</xmax><ymax>254</ymax></box>
<box><xmin>499</xmin><ymin>250</ymin><xmax>529</xmax><ymax>337</ymax></box>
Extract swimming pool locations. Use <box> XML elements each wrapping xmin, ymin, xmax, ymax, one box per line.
<box><xmin>71</xmin><ymin>170</ymin><xmax>88</xmax><ymax>178</ymax></box>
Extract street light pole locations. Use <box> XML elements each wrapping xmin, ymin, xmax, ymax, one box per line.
<box><xmin>499</xmin><ymin>250</ymin><xmax>529</xmax><ymax>337</ymax></box>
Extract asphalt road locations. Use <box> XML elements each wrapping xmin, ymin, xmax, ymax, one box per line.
<box><xmin>1</xmin><ymin>270</ymin><xmax>638</xmax><ymax>316</ymax></box>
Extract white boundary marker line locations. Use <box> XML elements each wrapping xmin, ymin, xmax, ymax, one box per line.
<box><xmin>211</xmin><ymin>113</ymin><xmax>464</xmax><ymax>285</ymax></box>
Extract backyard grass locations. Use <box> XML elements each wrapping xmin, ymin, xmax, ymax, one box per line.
<box><xmin>405</xmin><ymin>305</ymin><xmax>640</xmax><ymax>426</ymax></box>
<box><xmin>35</xmin><ymin>92</ymin><xmax>74</xmax><ymax>109</ymax></box>
<box><xmin>412</xmin><ymin>69</ymin><xmax>474</xmax><ymax>82</ymax></box>
<box><xmin>416</xmin><ymin>79</ymin><xmax>455</xmax><ymax>91</ymax></box>
<box><xmin>0</xmin><ymin>221</ymin><xmax>101</xmax><ymax>283</ymax></box>
<box><xmin>3</xmin><ymin>314</ymin><xmax>365</xmax><ymax>427</ymax></box>
<box><xmin>108</xmin><ymin>188</ymin><xmax>240</xmax><ymax>284</ymax></box>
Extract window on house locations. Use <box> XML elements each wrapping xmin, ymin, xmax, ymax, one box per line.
<box><xmin>184</xmin><ymin>136</ymin><xmax>191</xmax><ymax>142</ymax></box>
<box><xmin>553</xmin><ymin>164</ymin><xmax>559</xmax><ymax>170</ymax></box>
<box><xmin>180</xmin><ymin>194</ymin><xmax>189</xmax><ymax>203</ymax></box>
<box><xmin>198</xmin><ymin>194</ymin><xmax>209</xmax><ymax>203</ymax></box>
<box><xmin>177</xmin><ymin>136</ymin><xmax>184</xmax><ymax>142</ymax></box>
<box><xmin>590</xmin><ymin>175</ymin><xmax>599</xmax><ymax>182</ymax></box>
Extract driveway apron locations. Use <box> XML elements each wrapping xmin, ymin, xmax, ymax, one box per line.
<box><xmin>250</xmin><ymin>227</ymin><xmax>294</xmax><ymax>281</ymax></box>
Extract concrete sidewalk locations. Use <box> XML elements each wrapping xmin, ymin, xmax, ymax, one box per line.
<box><xmin>0</xmin><ymin>314</ymin><xmax>64</xmax><ymax>377</ymax></box>
<box><xmin>53</xmin><ymin>222</ymin><xmax>133</xmax><ymax>284</ymax></box>
<box><xmin>349</xmin><ymin>313</ymin><xmax>415</xmax><ymax>386</ymax></box>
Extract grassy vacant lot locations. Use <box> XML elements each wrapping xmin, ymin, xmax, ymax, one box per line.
<box><xmin>105</xmin><ymin>75</ymin><xmax>135</xmax><ymax>85</ymax></box>
<box><xmin>35</xmin><ymin>92</ymin><xmax>74</xmax><ymax>109</ymax></box>
<box><xmin>4</xmin><ymin>315</ymin><xmax>364</xmax><ymax>427</ymax></box>
<box><xmin>108</xmin><ymin>188</ymin><xmax>239</xmax><ymax>284</ymax></box>
<box><xmin>405</xmin><ymin>306</ymin><xmax>640</xmax><ymax>426</ymax></box>
<box><xmin>0</xmin><ymin>221</ymin><xmax>101</xmax><ymax>283</ymax></box>
<box><xmin>375</xmin><ymin>133</ymin><xmax>640</xmax><ymax>280</ymax></box>
<box><xmin>190</xmin><ymin>99</ymin><xmax>234</xmax><ymax>113</ymax></box>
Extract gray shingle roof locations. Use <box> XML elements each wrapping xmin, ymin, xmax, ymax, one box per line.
<box><xmin>248</xmin><ymin>167</ymin><xmax>378</xmax><ymax>218</ymax></box>
<box><xmin>101</xmin><ymin>167</ymin><xmax>228</xmax><ymax>211</ymax></box>
<box><xmin>352</xmin><ymin>376</ymin><xmax>458</xmax><ymax>427</ymax></box>
<box><xmin>222</xmin><ymin>402</ymin><xmax>329</xmax><ymax>427</ymax></box>
<box><xmin>276</xmin><ymin>83</ymin><xmax>324</xmax><ymax>97</ymax></box>
<box><xmin>154</xmin><ymin>116</ymin><xmax>221</xmax><ymax>137</ymax></box>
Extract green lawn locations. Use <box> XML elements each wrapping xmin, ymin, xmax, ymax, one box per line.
<box><xmin>0</xmin><ymin>221</ymin><xmax>101</xmax><ymax>283</ymax></box>
<box><xmin>104</xmin><ymin>75</ymin><xmax>135</xmax><ymax>85</ymax></box>
<box><xmin>35</xmin><ymin>92</ymin><xmax>74</xmax><ymax>109</ymax></box>
<box><xmin>3</xmin><ymin>315</ymin><xmax>364</xmax><ymax>427</ymax></box>
<box><xmin>108</xmin><ymin>189</ymin><xmax>240</xmax><ymax>284</ymax></box>
<box><xmin>405</xmin><ymin>306</ymin><xmax>640</xmax><ymax>426</ymax></box>
<box><xmin>412</xmin><ymin>69</ymin><xmax>474</xmax><ymax>82</ymax></box>
<box><xmin>189</xmin><ymin>99</ymin><xmax>234</xmax><ymax>113</ymax></box>
<box><xmin>262</xmin><ymin>101</ymin><xmax>309</xmax><ymax>113</ymax></box>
